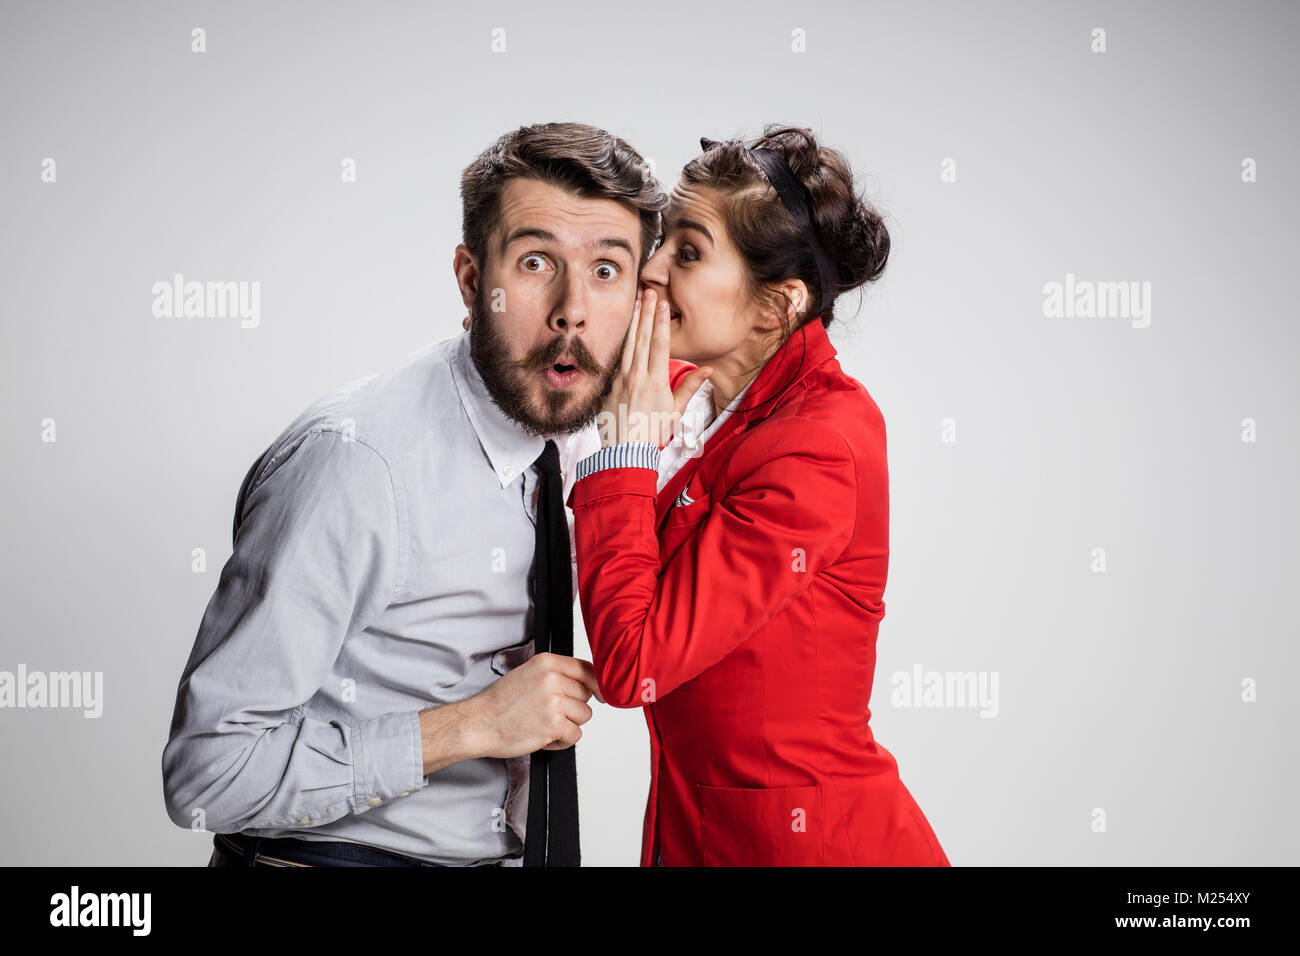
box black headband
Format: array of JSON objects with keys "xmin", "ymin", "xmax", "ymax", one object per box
[{"xmin": 700, "ymin": 135, "xmax": 836, "ymax": 321}]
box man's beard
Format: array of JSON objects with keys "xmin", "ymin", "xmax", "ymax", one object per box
[{"xmin": 468, "ymin": 288, "xmax": 621, "ymax": 439}]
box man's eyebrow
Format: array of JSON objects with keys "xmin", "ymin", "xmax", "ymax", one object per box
[
  {"xmin": 500, "ymin": 227, "xmax": 634, "ymax": 259},
  {"xmin": 669, "ymin": 218, "xmax": 714, "ymax": 247},
  {"xmin": 595, "ymin": 237, "xmax": 635, "ymax": 259},
  {"xmin": 500, "ymin": 227, "xmax": 555, "ymax": 255}
]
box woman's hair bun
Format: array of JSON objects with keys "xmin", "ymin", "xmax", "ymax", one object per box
[{"xmin": 756, "ymin": 125, "xmax": 890, "ymax": 319}]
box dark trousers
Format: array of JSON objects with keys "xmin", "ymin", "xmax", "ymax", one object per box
[{"xmin": 207, "ymin": 832, "xmax": 505, "ymax": 867}]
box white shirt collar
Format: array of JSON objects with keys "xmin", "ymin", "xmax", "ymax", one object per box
[
  {"xmin": 677, "ymin": 375, "xmax": 754, "ymax": 449},
  {"xmin": 656, "ymin": 375, "xmax": 754, "ymax": 493}
]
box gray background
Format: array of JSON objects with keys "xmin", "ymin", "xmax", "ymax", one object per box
[{"xmin": 1, "ymin": 0, "xmax": 1295, "ymax": 865}]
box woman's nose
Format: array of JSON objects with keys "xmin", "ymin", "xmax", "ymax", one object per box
[
  {"xmin": 640, "ymin": 244, "xmax": 670, "ymax": 288},
  {"xmin": 639, "ymin": 260, "xmax": 670, "ymax": 293}
]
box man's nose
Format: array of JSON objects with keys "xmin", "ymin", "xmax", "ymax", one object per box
[{"xmin": 550, "ymin": 269, "xmax": 588, "ymax": 333}]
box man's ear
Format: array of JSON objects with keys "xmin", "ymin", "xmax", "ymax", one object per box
[{"xmin": 452, "ymin": 243, "xmax": 481, "ymax": 311}]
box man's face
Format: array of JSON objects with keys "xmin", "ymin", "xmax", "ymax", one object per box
[{"xmin": 464, "ymin": 177, "xmax": 641, "ymax": 438}]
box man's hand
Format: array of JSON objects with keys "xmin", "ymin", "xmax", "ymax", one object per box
[{"xmin": 418, "ymin": 653, "xmax": 604, "ymax": 776}]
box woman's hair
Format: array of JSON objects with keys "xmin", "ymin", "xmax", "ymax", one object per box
[{"xmin": 680, "ymin": 125, "xmax": 890, "ymax": 335}]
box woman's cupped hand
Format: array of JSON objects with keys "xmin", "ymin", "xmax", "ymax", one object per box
[{"xmin": 598, "ymin": 287, "xmax": 714, "ymax": 448}]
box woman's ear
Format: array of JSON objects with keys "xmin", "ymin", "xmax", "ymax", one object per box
[{"xmin": 775, "ymin": 278, "xmax": 811, "ymax": 325}]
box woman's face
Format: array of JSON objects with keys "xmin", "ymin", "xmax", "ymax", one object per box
[{"xmin": 639, "ymin": 179, "xmax": 773, "ymax": 368}]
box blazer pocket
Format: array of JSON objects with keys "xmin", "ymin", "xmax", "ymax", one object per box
[
  {"xmin": 662, "ymin": 490, "xmax": 711, "ymax": 528},
  {"xmin": 697, "ymin": 783, "xmax": 825, "ymax": 866}
]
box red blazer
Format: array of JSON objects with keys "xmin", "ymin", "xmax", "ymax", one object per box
[{"xmin": 568, "ymin": 318, "xmax": 950, "ymax": 866}]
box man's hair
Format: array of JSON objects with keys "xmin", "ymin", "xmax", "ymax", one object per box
[{"xmin": 460, "ymin": 122, "xmax": 667, "ymax": 270}]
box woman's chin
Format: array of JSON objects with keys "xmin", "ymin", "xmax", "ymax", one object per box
[{"xmin": 668, "ymin": 320, "xmax": 687, "ymax": 356}]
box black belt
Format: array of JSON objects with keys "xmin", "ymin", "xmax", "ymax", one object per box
[{"xmin": 214, "ymin": 832, "xmax": 507, "ymax": 868}]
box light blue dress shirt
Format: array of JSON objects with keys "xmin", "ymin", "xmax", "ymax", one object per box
[{"xmin": 162, "ymin": 330, "xmax": 600, "ymax": 866}]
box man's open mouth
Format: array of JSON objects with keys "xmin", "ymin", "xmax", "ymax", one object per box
[{"xmin": 542, "ymin": 361, "xmax": 584, "ymax": 389}]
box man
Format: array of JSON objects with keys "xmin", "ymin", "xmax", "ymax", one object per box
[{"xmin": 161, "ymin": 122, "xmax": 666, "ymax": 866}]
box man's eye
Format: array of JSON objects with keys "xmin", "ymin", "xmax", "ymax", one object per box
[
  {"xmin": 594, "ymin": 262, "xmax": 621, "ymax": 280},
  {"xmin": 521, "ymin": 254, "xmax": 550, "ymax": 272}
]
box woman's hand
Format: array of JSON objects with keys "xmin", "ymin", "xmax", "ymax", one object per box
[{"xmin": 598, "ymin": 287, "xmax": 714, "ymax": 448}]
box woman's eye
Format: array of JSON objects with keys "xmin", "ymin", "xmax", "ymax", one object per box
[
  {"xmin": 594, "ymin": 262, "xmax": 620, "ymax": 280},
  {"xmin": 521, "ymin": 254, "xmax": 550, "ymax": 272},
  {"xmin": 678, "ymin": 245, "xmax": 698, "ymax": 263}
]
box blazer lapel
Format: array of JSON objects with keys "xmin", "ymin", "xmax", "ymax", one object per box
[{"xmin": 653, "ymin": 319, "xmax": 839, "ymax": 533}]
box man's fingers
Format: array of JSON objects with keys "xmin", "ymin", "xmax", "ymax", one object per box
[
  {"xmin": 537, "ymin": 653, "xmax": 606, "ymax": 703},
  {"xmin": 541, "ymin": 735, "xmax": 577, "ymax": 750},
  {"xmin": 553, "ymin": 673, "xmax": 599, "ymax": 704},
  {"xmin": 541, "ymin": 707, "xmax": 586, "ymax": 749},
  {"xmin": 560, "ymin": 695, "xmax": 594, "ymax": 726},
  {"xmin": 570, "ymin": 658, "xmax": 605, "ymax": 704}
]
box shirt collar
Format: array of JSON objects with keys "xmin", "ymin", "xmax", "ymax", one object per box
[
  {"xmin": 676, "ymin": 375, "xmax": 754, "ymax": 443},
  {"xmin": 657, "ymin": 378, "xmax": 747, "ymax": 467},
  {"xmin": 449, "ymin": 330, "xmax": 550, "ymax": 488}
]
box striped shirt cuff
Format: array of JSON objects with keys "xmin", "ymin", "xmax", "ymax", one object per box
[{"xmin": 576, "ymin": 441, "xmax": 661, "ymax": 481}]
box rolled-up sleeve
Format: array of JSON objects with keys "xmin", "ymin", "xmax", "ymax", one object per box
[
  {"xmin": 161, "ymin": 427, "xmax": 425, "ymax": 833},
  {"xmin": 574, "ymin": 441, "xmax": 662, "ymax": 481}
]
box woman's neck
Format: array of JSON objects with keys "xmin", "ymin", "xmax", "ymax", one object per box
[
  {"xmin": 706, "ymin": 366, "xmax": 761, "ymax": 418},
  {"xmin": 700, "ymin": 329, "xmax": 785, "ymax": 418}
]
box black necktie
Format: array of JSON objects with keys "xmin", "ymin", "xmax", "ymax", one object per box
[{"xmin": 523, "ymin": 439, "xmax": 581, "ymax": 866}]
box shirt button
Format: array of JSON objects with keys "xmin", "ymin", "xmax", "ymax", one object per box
[
  {"xmin": 503, "ymin": 465, "xmax": 514, "ymax": 477},
  {"xmin": 368, "ymin": 797, "xmax": 382, "ymax": 807},
  {"xmin": 298, "ymin": 817, "xmax": 310, "ymax": 824}
]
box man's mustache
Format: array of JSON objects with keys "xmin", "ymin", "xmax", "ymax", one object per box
[{"xmin": 514, "ymin": 335, "xmax": 606, "ymax": 375}]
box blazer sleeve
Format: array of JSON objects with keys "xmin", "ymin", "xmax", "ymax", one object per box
[
  {"xmin": 667, "ymin": 359, "xmax": 697, "ymax": 392},
  {"xmin": 570, "ymin": 415, "xmax": 859, "ymax": 708}
]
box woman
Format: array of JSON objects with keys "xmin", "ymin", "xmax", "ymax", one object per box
[{"xmin": 568, "ymin": 126, "xmax": 950, "ymax": 867}]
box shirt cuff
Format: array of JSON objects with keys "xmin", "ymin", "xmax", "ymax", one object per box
[
  {"xmin": 348, "ymin": 710, "xmax": 426, "ymax": 814},
  {"xmin": 576, "ymin": 441, "xmax": 661, "ymax": 481}
]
